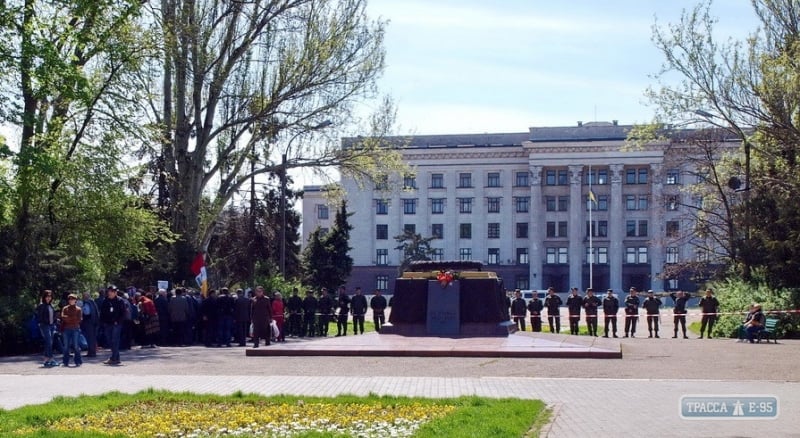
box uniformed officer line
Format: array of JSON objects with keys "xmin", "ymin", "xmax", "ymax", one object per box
[{"xmin": 512, "ymin": 309, "xmax": 800, "ymax": 318}]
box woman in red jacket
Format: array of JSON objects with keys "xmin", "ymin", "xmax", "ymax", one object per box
[{"xmin": 271, "ymin": 292, "xmax": 285, "ymax": 342}]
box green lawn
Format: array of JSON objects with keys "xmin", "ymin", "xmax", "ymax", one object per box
[{"xmin": 0, "ymin": 390, "xmax": 549, "ymax": 438}]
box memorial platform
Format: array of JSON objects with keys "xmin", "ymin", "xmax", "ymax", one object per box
[{"xmin": 245, "ymin": 332, "xmax": 622, "ymax": 359}]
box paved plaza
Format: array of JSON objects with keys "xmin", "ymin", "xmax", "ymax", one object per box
[{"xmin": 1, "ymin": 316, "xmax": 798, "ymax": 437}]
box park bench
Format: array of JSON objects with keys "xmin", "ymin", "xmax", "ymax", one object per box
[{"xmin": 757, "ymin": 318, "xmax": 780, "ymax": 344}]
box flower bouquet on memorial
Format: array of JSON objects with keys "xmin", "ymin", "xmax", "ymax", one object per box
[{"xmin": 436, "ymin": 269, "xmax": 459, "ymax": 288}]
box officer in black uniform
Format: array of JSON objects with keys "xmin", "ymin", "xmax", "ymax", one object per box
[
  {"xmin": 623, "ymin": 287, "xmax": 640, "ymax": 338},
  {"xmin": 602, "ymin": 289, "xmax": 619, "ymax": 338},
  {"xmin": 670, "ymin": 291, "xmax": 691, "ymax": 339},
  {"xmin": 350, "ymin": 287, "xmax": 368, "ymax": 335},
  {"xmin": 527, "ymin": 294, "xmax": 543, "ymax": 332},
  {"xmin": 301, "ymin": 290, "xmax": 317, "ymax": 337},
  {"xmin": 335, "ymin": 286, "xmax": 351, "ymax": 336},
  {"xmin": 698, "ymin": 288, "xmax": 720, "ymax": 339},
  {"xmin": 642, "ymin": 289, "xmax": 662, "ymax": 338},
  {"xmin": 286, "ymin": 288, "xmax": 303, "ymax": 338},
  {"xmin": 317, "ymin": 288, "xmax": 334, "ymax": 337},
  {"xmin": 544, "ymin": 287, "xmax": 562, "ymax": 333},
  {"xmin": 582, "ymin": 288, "xmax": 600, "ymax": 336},
  {"xmin": 566, "ymin": 287, "xmax": 583, "ymax": 335},
  {"xmin": 510, "ymin": 289, "xmax": 528, "ymax": 331},
  {"xmin": 370, "ymin": 289, "xmax": 388, "ymax": 332}
]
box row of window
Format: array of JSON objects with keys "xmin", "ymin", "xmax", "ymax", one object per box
[
  {"xmin": 379, "ymin": 168, "xmax": 687, "ymax": 192},
  {"xmin": 377, "ymin": 220, "xmax": 681, "ymax": 240},
  {"xmin": 373, "ymin": 246, "xmax": 655, "ymax": 266}
]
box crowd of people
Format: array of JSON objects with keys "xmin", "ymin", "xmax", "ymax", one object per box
[{"xmin": 32, "ymin": 284, "xmax": 390, "ymax": 367}]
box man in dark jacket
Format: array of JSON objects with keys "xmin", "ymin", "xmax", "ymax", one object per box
[
  {"xmin": 642, "ymin": 290, "xmax": 662, "ymax": 338},
  {"xmin": 602, "ymin": 289, "xmax": 619, "ymax": 338},
  {"xmin": 510, "ymin": 290, "xmax": 527, "ymax": 331},
  {"xmin": 216, "ymin": 288, "xmax": 235, "ymax": 347},
  {"xmin": 302, "ymin": 290, "xmax": 318, "ymax": 337},
  {"xmin": 698, "ymin": 288, "xmax": 720, "ymax": 339},
  {"xmin": 527, "ymin": 294, "xmax": 543, "ymax": 332},
  {"xmin": 335, "ymin": 286, "xmax": 351, "ymax": 336},
  {"xmin": 566, "ymin": 288, "xmax": 583, "ymax": 335},
  {"xmin": 250, "ymin": 286, "xmax": 271, "ymax": 348},
  {"xmin": 233, "ymin": 289, "xmax": 251, "ymax": 346},
  {"xmin": 200, "ymin": 289, "xmax": 219, "ymax": 347},
  {"xmin": 370, "ymin": 289, "xmax": 388, "ymax": 332},
  {"xmin": 79, "ymin": 291, "xmax": 100, "ymax": 357},
  {"xmin": 350, "ymin": 287, "xmax": 368, "ymax": 335},
  {"xmin": 670, "ymin": 291, "xmax": 691, "ymax": 339},
  {"xmin": 317, "ymin": 288, "xmax": 334, "ymax": 337},
  {"xmin": 286, "ymin": 288, "xmax": 303, "ymax": 337},
  {"xmin": 544, "ymin": 287, "xmax": 562, "ymax": 333},
  {"xmin": 99, "ymin": 286, "xmax": 126, "ymax": 365},
  {"xmin": 154, "ymin": 288, "xmax": 170, "ymax": 347},
  {"xmin": 623, "ymin": 287, "xmax": 640, "ymax": 338},
  {"xmin": 582, "ymin": 288, "xmax": 601, "ymax": 337}
]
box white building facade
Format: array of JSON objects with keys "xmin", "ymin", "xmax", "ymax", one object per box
[{"xmin": 302, "ymin": 122, "xmax": 728, "ymax": 294}]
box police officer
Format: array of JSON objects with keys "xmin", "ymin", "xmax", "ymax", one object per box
[
  {"xmin": 350, "ymin": 287, "xmax": 368, "ymax": 335},
  {"xmin": 698, "ymin": 288, "xmax": 720, "ymax": 339},
  {"xmin": 582, "ymin": 288, "xmax": 601, "ymax": 337},
  {"xmin": 527, "ymin": 294, "xmax": 543, "ymax": 332},
  {"xmin": 670, "ymin": 291, "xmax": 691, "ymax": 339},
  {"xmin": 544, "ymin": 287, "xmax": 562, "ymax": 334},
  {"xmin": 286, "ymin": 288, "xmax": 303, "ymax": 338},
  {"xmin": 623, "ymin": 287, "xmax": 640, "ymax": 338},
  {"xmin": 370, "ymin": 289, "xmax": 388, "ymax": 332},
  {"xmin": 335, "ymin": 286, "xmax": 351, "ymax": 336},
  {"xmin": 566, "ymin": 287, "xmax": 583, "ymax": 335},
  {"xmin": 642, "ymin": 289, "xmax": 662, "ymax": 338},
  {"xmin": 602, "ymin": 289, "xmax": 619, "ymax": 338},
  {"xmin": 317, "ymin": 288, "xmax": 334, "ymax": 337},
  {"xmin": 510, "ymin": 289, "xmax": 528, "ymax": 331},
  {"xmin": 301, "ymin": 290, "xmax": 317, "ymax": 337}
]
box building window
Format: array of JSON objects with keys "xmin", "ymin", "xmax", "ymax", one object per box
[
  {"xmin": 625, "ymin": 247, "xmax": 648, "ymax": 264},
  {"xmin": 403, "ymin": 174, "xmax": 417, "ymax": 189},
  {"xmin": 376, "ymin": 275, "xmax": 389, "ymax": 292},
  {"xmin": 431, "ymin": 198, "xmax": 444, "ymax": 214},
  {"xmin": 546, "ymin": 196, "xmax": 556, "ymax": 211},
  {"xmin": 626, "ymin": 195, "xmax": 637, "ymax": 210},
  {"xmin": 376, "ymin": 249, "xmax": 388, "ymax": 266},
  {"xmin": 546, "ymin": 222, "xmax": 555, "ymax": 237},
  {"xmin": 546, "ymin": 248, "xmax": 555, "ymax": 264},
  {"xmin": 458, "ymin": 173, "xmax": 472, "ymax": 188},
  {"xmin": 515, "ymin": 197, "xmax": 530, "ymax": 213},
  {"xmin": 545, "ymin": 170, "xmax": 556, "ymax": 185},
  {"xmin": 515, "ymin": 171, "xmax": 529, "ymax": 187},
  {"xmin": 626, "ymin": 220, "xmax": 648, "ymax": 237},
  {"xmin": 459, "ymin": 248, "xmax": 472, "ymax": 261},
  {"xmin": 488, "ymin": 248, "xmax": 500, "ymax": 265},
  {"xmin": 638, "ymin": 196, "xmax": 648, "ymax": 210},
  {"xmin": 458, "ymin": 197, "xmax": 472, "ymax": 214},
  {"xmin": 403, "ymin": 224, "xmax": 416, "ymax": 235},
  {"xmin": 586, "ymin": 220, "xmax": 608, "ymax": 238},
  {"xmin": 638, "ymin": 221, "xmax": 648, "ymax": 237},
  {"xmin": 374, "ymin": 175, "xmax": 388, "ymax": 190},
  {"xmin": 431, "ymin": 224, "xmax": 443, "ymax": 239},
  {"xmin": 597, "ymin": 195, "xmax": 608, "ymax": 211},
  {"xmin": 696, "ymin": 249, "xmax": 709, "ymax": 262},
  {"xmin": 638, "ymin": 168, "xmax": 648, "ymax": 184},
  {"xmin": 666, "ymin": 169, "xmax": 680, "ymax": 185},
  {"xmin": 515, "ymin": 275, "xmax": 530, "ymax": 290},
  {"xmin": 558, "ymin": 247, "xmax": 568, "ymax": 264},
  {"xmin": 666, "ymin": 220, "xmax": 680, "ymax": 238},
  {"xmin": 517, "ymin": 248, "xmax": 529, "ymax": 264},
  {"xmin": 547, "ymin": 221, "xmax": 568, "ymax": 237},
  {"xmin": 431, "ymin": 173, "xmax": 444, "ymax": 189},
  {"xmin": 586, "ymin": 247, "xmax": 608, "ymax": 264},
  {"xmin": 546, "ymin": 247, "xmax": 568, "ymax": 264},
  {"xmin": 585, "ymin": 168, "xmax": 609, "ymax": 185},
  {"xmin": 626, "ymin": 169, "xmax": 636, "ymax": 184},
  {"xmin": 375, "ymin": 199, "xmax": 388, "ymax": 215},
  {"xmin": 317, "ymin": 205, "xmax": 329, "ymax": 219},
  {"xmin": 487, "ymin": 172, "xmax": 501, "ymax": 187},
  {"xmin": 558, "ymin": 169, "xmax": 569, "ymax": 185},
  {"xmin": 666, "ymin": 247, "xmax": 679, "ymax": 264},
  {"xmin": 431, "ymin": 248, "xmax": 444, "ymax": 261},
  {"xmin": 487, "ymin": 197, "xmax": 501, "ymax": 213},
  {"xmin": 516, "ymin": 222, "xmax": 528, "ymax": 238},
  {"xmin": 459, "ymin": 223, "xmax": 472, "ymax": 239},
  {"xmin": 487, "ymin": 222, "xmax": 500, "ymax": 239},
  {"xmin": 558, "ymin": 196, "xmax": 569, "ymax": 211},
  {"xmin": 403, "ymin": 199, "xmax": 417, "ymax": 215},
  {"xmin": 666, "ymin": 195, "xmax": 679, "ymax": 211},
  {"xmin": 668, "ymin": 278, "xmax": 679, "ymax": 290},
  {"xmin": 376, "ymin": 224, "xmax": 388, "ymax": 240}
]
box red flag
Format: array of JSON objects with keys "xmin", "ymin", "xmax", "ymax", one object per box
[{"xmin": 190, "ymin": 252, "xmax": 204, "ymax": 276}]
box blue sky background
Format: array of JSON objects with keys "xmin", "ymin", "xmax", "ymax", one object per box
[{"xmin": 365, "ymin": 0, "xmax": 759, "ymax": 134}]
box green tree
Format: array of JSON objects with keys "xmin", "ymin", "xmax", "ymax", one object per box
[
  {"xmin": 301, "ymin": 227, "xmax": 331, "ymax": 292},
  {"xmin": 301, "ymin": 200, "xmax": 352, "ymax": 291},
  {"xmin": 394, "ymin": 230, "xmax": 436, "ymax": 275}
]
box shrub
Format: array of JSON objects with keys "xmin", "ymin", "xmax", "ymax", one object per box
[{"xmin": 710, "ymin": 278, "xmax": 798, "ymax": 338}]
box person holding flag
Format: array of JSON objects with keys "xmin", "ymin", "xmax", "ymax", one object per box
[{"xmin": 191, "ymin": 252, "xmax": 209, "ymax": 297}]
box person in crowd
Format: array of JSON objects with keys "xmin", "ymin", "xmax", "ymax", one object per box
[
  {"xmin": 201, "ymin": 289, "xmax": 219, "ymax": 347},
  {"xmin": 744, "ymin": 303, "xmax": 766, "ymax": 343},
  {"xmin": 168, "ymin": 288, "xmax": 191, "ymax": 346},
  {"xmin": 120, "ymin": 291, "xmax": 135, "ymax": 350},
  {"xmin": 504, "ymin": 292, "xmax": 512, "ymax": 321},
  {"xmin": 233, "ymin": 288, "xmax": 251, "ymax": 346},
  {"xmin": 317, "ymin": 288, "xmax": 334, "ymax": 337},
  {"xmin": 286, "ymin": 288, "xmax": 303, "ymax": 337},
  {"xmin": 250, "ymin": 286, "xmax": 272, "ymax": 348},
  {"xmin": 623, "ymin": 287, "xmax": 640, "ymax": 338},
  {"xmin": 335, "ymin": 286, "xmax": 351, "ymax": 336},
  {"xmin": 60, "ymin": 293, "xmax": 83, "ymax": 367},
  {"xmin": 527, "ymin": 293, "xmax": 543, "ymax": 332},
  {"xmin": 544, "ymin": 287, "xmax": 562, "ymax": 334},
  {"xmin": 602, "ymin": 289, "xmax": 619, "ymax": 338},
  {"xmin": 186, "ymin": 291, "xmax": 200, "ymax": 344},
  {"xmin": 271, "ymin": 291, "xmax": 285, "ymax": 342},
  {"xmin": 370, "ymin": 289, "xmax": 388, "ymax": 332},
  {"xmin": 216, "ymin": 288, "xmax": 235, "ymax": 347},
  {"xmin": 99, "ymin": 286, "xmax": 126, "ymax": 365},
  {"xmin": 670, "ymin": 290, "xmax": 691, "ymax": 339},
  {"xmin": 642, "ymin": 290, "xmax": 662, "ymax": 338},
  {"xmin": 582, "ymin": 288, "xmax": 600, "ymax": 337},
  {"xmin": 510, "ymin": 289, "xmax": 527, "ymax": 331},
  {"xmin": 698, "ymin": 288, "xmax": 720, "ymax": 339},
  {"xmin": 79, "ymin": 290, "xmax": 100, "ymax": 357},
  {"xmin": 566, "ymin": 287, "xmax": 582, "ymax": 335},
  {"xmin": 351, "ymin": 287, "xmax": 368, "ymax": 335},
  {"xmin": 302, "ymin": 289, "xmax": 318, "ymax": 337},
  {"xmin": 35, "ymin": 290, "xmax": 58, "ymax": 367},
  {"xmin": 154, "ymin": 288, "xmax": 171, "ymax": 346},
  {"xmin": 137, "ymin": 291, "xmax": 159, "ymax": 348}
]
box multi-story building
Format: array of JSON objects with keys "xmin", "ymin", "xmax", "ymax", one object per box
[{"xmin": 302, "ymin": 121, "xmax": 734, "ymax": 294}]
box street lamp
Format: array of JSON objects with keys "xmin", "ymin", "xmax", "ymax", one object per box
[{"xmin": 279, "ymin": 120, "xmax": 333, "ymax": 278}]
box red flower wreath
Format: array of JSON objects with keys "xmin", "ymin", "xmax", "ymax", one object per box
[{"xmin": 436, "ymin": 269, "xmax": 455, "ymax": 288}]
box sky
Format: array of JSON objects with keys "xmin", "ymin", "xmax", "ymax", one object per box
[{"xmin": 362, "ymin": 0, "xmax": 759, "ymax": 135}]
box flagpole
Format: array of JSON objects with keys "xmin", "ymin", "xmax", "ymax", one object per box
[{"xmin": 589, "ymin": 165, "xmax": 593, "ymax": 290}]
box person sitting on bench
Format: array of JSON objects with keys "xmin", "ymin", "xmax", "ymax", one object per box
[{"xmin": 744, "ymin": 303, "xmax": 766, "ymax": 344}]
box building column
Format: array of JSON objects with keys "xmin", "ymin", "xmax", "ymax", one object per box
[
  {"xmin": 649, "ymin": 163, "xmax": 664, "ymax": 291},
  {"xmin": 568, "ymin": 165, "xmax": 584, "ymax": 290},
  {"xmin": 529, "ymin": 165, "xmax": 543, "ymax": 289},
  {"xmin": 608, "ymin": 164, "xmax": 624, "ymax": 292}
]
